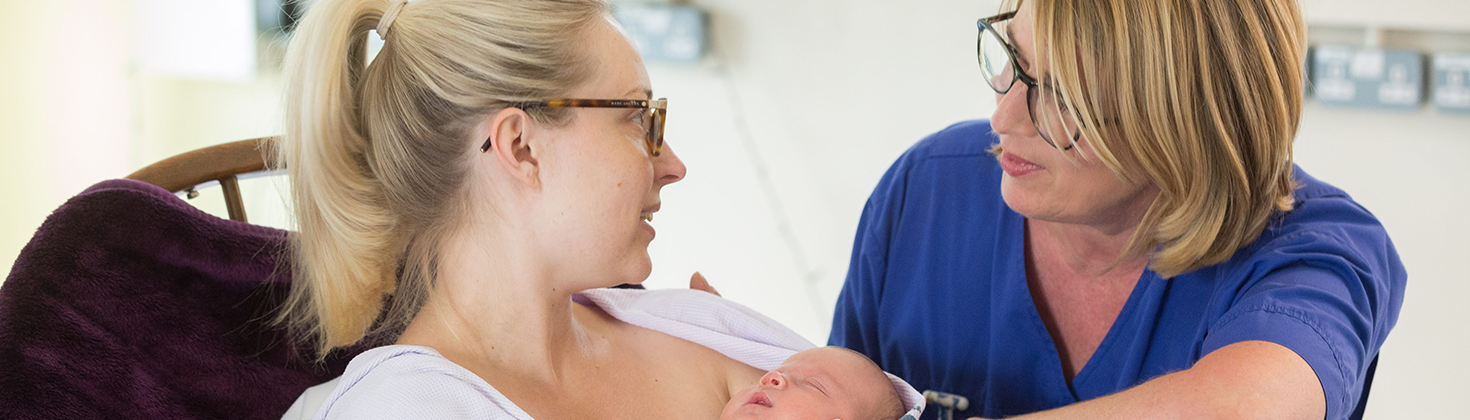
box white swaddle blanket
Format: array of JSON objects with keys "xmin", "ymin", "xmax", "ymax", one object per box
[{"xmin": 282, "ymin": 288, "xmax": 924, "ymax": 420}]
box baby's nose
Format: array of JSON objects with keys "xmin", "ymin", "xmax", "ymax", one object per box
[{"xmin": 760, "ymin": 371, "xmax": 787, "ymax": 389}]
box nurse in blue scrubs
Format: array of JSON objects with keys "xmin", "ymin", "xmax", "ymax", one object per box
[{"xmin": 828, "ymin": 1, "xmax": 1405, "ymax": 420}]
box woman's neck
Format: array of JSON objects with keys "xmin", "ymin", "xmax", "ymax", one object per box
[
  {"xmin": 396, "ymin": 225, "xmax": 612, "ymax": 387},
  {"xmin": 1028, "ymin": 218, "xmax": 1148, "ymax": 277},
  {"xmin": 1026, "ymin": 186, "xmax": 1159, "ymax": 278}
]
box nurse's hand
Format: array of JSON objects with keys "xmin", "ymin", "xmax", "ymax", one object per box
[{"xmin": 689, "ymin": 271, "xmax": 720, "ymax": 296}]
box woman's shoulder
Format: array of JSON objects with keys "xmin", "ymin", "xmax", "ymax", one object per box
[
  {"xmin": 314, "ymin": 345, "xmax": 530, "ymax": 420},
  {"xmin": 1258, "ymin": 167, "xmax": 1396, "ymax": 264},
  {"xmin": 1277, "ymin": 167, "xmax": 1386, "ymax": 234},
  {"xmin": 1202, "ymin": 165, "xmax": 1402, "ymax": 285}
]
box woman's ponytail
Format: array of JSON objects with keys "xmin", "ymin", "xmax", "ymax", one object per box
[{"xmin": 277, "ymin": 0, "xmax": 404, "ymax": 357}]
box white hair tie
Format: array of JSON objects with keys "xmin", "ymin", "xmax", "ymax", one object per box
[{"xmin": 377, "ymin": 0, "xmax": 409, "ymax": 40}]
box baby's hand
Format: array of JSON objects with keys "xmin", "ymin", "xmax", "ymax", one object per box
[{"xmin": 689, "ymin": 271, "xmax": 720, "ymax": 296}]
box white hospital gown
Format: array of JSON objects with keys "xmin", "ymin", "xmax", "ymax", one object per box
[
  {"xmin": 280, "ymin": 288, "xmax": 923, "ymax": 420},
  {"xmin": 304, "ymin": 345, "xmax": 531, "ymax": 419}
]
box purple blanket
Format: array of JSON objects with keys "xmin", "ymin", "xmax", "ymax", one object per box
[{"xmin": 0, "ymin": 179, "xmax": 366, "ymax": 419}]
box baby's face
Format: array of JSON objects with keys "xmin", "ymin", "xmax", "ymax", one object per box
[{"xmin": 721, "ymin": 347, "xmax": 892, "ymax": 420}]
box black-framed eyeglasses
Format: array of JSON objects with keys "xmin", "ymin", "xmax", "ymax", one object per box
[
  {"xmin": 480, "ymin": 98, "xmax": 667, "ymax": 157},
  {"xmin": 977, "ymin": 12, "xmax": 1080, "ymax": 151}
]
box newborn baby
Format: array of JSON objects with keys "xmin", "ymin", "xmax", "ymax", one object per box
[{"xmin": 722, "ymin": 346, "xmax": 905, "ymax": 420}]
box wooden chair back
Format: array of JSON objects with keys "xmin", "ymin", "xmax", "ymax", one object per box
[{"xmin": 126, "ymin": 137, "xmax": 278, "ymax": 223}]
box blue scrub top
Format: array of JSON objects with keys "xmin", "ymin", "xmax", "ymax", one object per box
[{"xmin": 829, "ymin": 120, "xmax": 1406, "ymax": 420}]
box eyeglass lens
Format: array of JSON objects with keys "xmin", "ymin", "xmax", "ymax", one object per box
[
  {"xmin": 646, "ymin": 106, "xmax": 665, "ymax": 157},
  {"xmin": 977, "ymin": 21, "xmax": 1080, "ymax": 149}
]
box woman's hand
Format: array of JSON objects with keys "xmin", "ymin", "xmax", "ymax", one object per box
[{"xmin": 689, "ymin": 271, "xmax": 720, "ymax": 296}]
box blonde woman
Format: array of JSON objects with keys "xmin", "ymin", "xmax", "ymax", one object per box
[
  {"xmin": 270, "ymin": 0, "xmax": 786, "ymax": 418},
  {"xmin": 829, "ymin": 1, "xmax": 1404, "ymax": 420}
]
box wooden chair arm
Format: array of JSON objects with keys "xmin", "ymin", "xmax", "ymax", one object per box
[{"xmin": 127, "ymin": 137, "xmax": 279, "ymax": 222}]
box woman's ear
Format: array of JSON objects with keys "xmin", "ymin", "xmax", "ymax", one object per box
[{"xmin": 482, "ymin": 107, "xmax": 542, "ymax": 189}]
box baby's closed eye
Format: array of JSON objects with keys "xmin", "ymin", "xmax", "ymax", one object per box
[{"xmin": 805, "ymin": 379, "xmax": 830, "ymax": 395}]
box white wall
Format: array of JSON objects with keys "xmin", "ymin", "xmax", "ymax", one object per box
[{"xmin": 0, "ymin": 0, "xmax": 134, "ymax": 283}]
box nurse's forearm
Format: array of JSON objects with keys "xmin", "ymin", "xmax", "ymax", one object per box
[{"xmin": 971, "ymin": 341, "xmax": 1325, "ymax": 420}]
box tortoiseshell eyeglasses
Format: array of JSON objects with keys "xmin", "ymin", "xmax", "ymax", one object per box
[{"xmin": 480, "ymin": 98, "xmax": 668, "ymax": 157}]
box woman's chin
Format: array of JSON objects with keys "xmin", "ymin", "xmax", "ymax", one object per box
[
  {"xmin": 616, "ymin": 252, "xmax": 654, "ymax": 286},
  {"xmin": 561, "ymin": 252, "xmax": 652, "ymax": 291},
  {"xmin": 1000, "ymin": 180, "xmax": 1071, "ymax": 223},
  {"xmin": 1000, "ymin": 177, "xmax": 1042, "ymax": 217}
]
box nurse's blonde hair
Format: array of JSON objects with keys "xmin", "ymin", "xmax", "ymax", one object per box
[
  {"xmin": 274, "ymin": 0, "xmax": 607, "ymax": 358},
  {"xmin": 1008, "ymin": 0, "xmax": 1306, "ymax": 277}
]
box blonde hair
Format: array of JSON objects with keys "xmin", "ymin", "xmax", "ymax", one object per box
[
  {"xmin": 274, "ymin": 0, "xmax": 608, "ymax": 358},
  {"xmin": 1011, "ymin": 0, "xmax": 1306, "ymax": 277}
]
